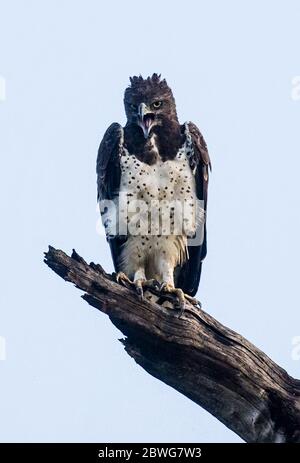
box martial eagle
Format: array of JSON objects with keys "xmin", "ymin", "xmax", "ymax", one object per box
[{"xmin": 97, "ymin": 74, "xmax": 210, "ymax": 311}]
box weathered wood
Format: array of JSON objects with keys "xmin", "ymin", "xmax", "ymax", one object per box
[{"xmin": 44, "ymin": 246, "xmax": 300, "ymax": 443}]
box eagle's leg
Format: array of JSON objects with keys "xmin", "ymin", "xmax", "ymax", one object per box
[
  {"xmin": 133, "ymin": 269, "xmax": 160, "ymax": 300},
  {"xmin": 159, "ymin": 261, "xmax": 199, "ymax": 315}
]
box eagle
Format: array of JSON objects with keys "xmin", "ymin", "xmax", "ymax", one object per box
[{"xmin": 97, "ymin": 74, "xmax": 210, "ymax": 311}]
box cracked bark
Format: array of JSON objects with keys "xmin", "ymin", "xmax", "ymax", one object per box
[{"xmin": 44, "ymin": 246, "xmax": 300, "ymax": 443}]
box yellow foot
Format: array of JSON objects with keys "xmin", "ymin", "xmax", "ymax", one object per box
[{"xmin": 160, "ymin": 283, "xmax": 200, "ymax": 316}]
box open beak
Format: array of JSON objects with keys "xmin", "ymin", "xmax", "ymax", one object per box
[{"xmin": 137, "ymin": 102, "xmax": 155, "ymax": 139}]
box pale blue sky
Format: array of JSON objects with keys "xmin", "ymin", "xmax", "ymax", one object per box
[{"xmin": 0, "ymin": 0, "xmax": 300, "ymax": 443}]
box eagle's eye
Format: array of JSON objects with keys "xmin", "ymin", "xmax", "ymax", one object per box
[
  {"xmin": 130, "ymin": 103, "xmax": 137, "ymax": 111},
  {"xmin": 151, "ymin": 101, "xmax": 163, "ymax": 110}
]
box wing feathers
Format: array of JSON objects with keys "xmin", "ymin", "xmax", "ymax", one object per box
[
  {"xmin": 97, "ymin": 122, "xmax": 123, "ymax": 201},
  {"xmin": 175, "ymin": 122, "xmax": 211, "ymax": 296},
  {"xmin": 187, "ymin": 121, "xmax": 211, "ymax": 171},
  {"xmin": 97, "ymin": 123, "xmax": 125, "ymax": 272}
]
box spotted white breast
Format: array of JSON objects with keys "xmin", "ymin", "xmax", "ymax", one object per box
[{"xmin": 115, "ymin": 123, "xmax": 198, "ymax": 282}]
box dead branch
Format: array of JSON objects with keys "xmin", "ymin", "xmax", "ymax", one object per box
[{"xmin": 44, "ymin": 246, "xmax": 300, "ymax": 443}]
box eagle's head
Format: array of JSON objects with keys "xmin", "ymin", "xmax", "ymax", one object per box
[{"xmin": 124, "ymin": 73, "xmax": 178, "ymax": 139}]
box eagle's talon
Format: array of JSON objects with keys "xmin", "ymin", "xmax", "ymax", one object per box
[
  {"xmin": 160, "ymin": 282, "xmax": 166, "ymax": 291},
  {"xmin": 151, "ymin": 279, "xmax": 161, "ymax": 291},
  {"xmin": 134, "ymin": 278, "xmax": 161, "ymax": 300},
  {"xmin": 183, "ymin": 294, "xmax": 198, "ymax": 306},
  {"xmin": 196, "ymin": 300, "xmax": 202, "ymax": 309},
  {"xmin": 136, "ymin": 287, "xmax": 144, "ymax": 301},
  {"xmin": 160, "ymin": 282, "xmax": 195, "ymax": 315},
  {"xmin": 174, "ymin": 297, "xmax": 182, "ymax": 308},
  {"xmin": 178, "ymin": 303, "xmax": 187, "ymax": 318},
  {"xmin": 116, "ymin": 271, "xmax": 133, "ymax": 286}
]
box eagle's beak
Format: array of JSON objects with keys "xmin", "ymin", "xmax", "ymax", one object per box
[{"xmin": 138, "ymin": 102, "xmax": 155, "ymax": 139}]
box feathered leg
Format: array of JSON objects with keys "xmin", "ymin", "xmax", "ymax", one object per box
[{"xmin": 159, "ymin": 259, "xmax": 199, "ymax": 316}]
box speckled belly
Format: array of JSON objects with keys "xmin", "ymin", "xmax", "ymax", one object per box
[{"xmin": 117, "ymin": 146, "xmax": 197, "ymax": 277}]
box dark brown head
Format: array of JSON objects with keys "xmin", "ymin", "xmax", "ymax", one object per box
[{"xmin": 124, "ymin": 74, "xmax": 179, "ymax": 139}]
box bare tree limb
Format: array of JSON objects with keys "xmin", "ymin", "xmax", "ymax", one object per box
[{"xmin": 44, "ymin": 246, "xmax": 300, "ymax": 443}]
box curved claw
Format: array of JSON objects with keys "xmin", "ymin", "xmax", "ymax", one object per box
[
  {"xmin": 116, "ymin": 272, "xmax": 133, "ymax": 286},
  {"xmin": 135, "ymin": 284, "xmax": 144, "ymax": 301},
  {"xmin": 134, "ymin": 278, "xmax": 161, "ymax": 301},
  {"xmin": 151, "ymin": 279, "xmax": 161, "ymax": 291},
  {"xmin": 160, "ymin": 282, "xmax": 200, "ymax": 316},
  {"xmin": 178, "ymin": 304, "xmax": 187, "ymax": 318}
]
